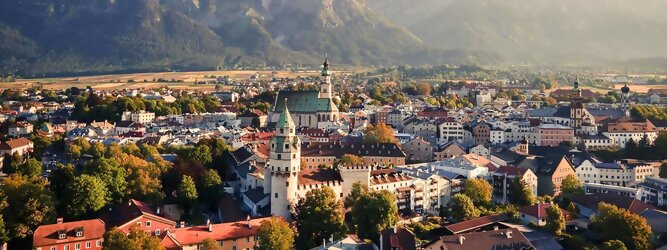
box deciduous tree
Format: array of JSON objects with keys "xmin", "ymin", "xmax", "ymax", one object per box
[
  {"xmin": 177, "ymin": 175, "xmax": 198, "ymax": 215},
  {"xmin": 451, "ymin": 194, "xmax": 480, "ymax": 221},
  {"xmin": 463, "ymin": 178, "xmax": 492, "ymax": 205},
  {"xmin": 103, "ymin": 226, "xmax": 165, "ymax": 250},
  {"xmin": 363, "ymin": 123, "xmax": 397, "ymax": 144},
  {"xmin": 257, "ymin": 217, "xmax": 295, "ymax": 250},
  {"xmin": 0, "ymin": 175, "xmax": 56, "ymax": 239},
  {"xmin": 66, "ymin": 174, "xmax": 109, "ymax": 219},
  {"xmin": 351, "ymin": 190, "xmax": 398, "ymax": 240},
  {"xmin": 561, "ymin": 174, "xmax": 583, "ymax": 197},
  {"xmin": 200, "ymin": 238, "xmax": 221, "ymax": 250},
  {"xmin": 545, "ymin": 205, "xmax": 565, "ymax": 235},
  {"xmin": 294, "ymin": 187, "xmax": 346, "ymax": 250},
  {"xmin": 590, "ymin": 203, "xmax": 652, "ymax": 250},
  {"xmin": 508, "ymin": 177, "xmax": 534, "ymax": 206}
]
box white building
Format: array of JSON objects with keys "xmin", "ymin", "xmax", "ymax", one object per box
[
  {"xmin": 576, "ymin": 160, "xmax": 658, "ymax": 188},
  {"xmin": 122, "ymin": 111, "xmax": 156, "ymax": 124}
]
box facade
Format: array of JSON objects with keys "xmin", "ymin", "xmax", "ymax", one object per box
[
  {"xmin": 402, "ymin": 137, "xmax": 434, "ymax": 163},
  {"xmin": 537, "ymin": 123, "xmax": 574, "ymax": 147},
  {"xmin": 269, "ymin": 60, "xmax": 339, "ymax": 129},
  {"xmin": 122, "ymin": 111, "xmax": 155, "ymax": 124},
  {"xmin": 33, "ymin": 219, "xmax": 105, "ymax": 250},
  {"xmin": 387, "ymin": 109, "xmax": 406, "ymax": 129},
  {"xmin": 8, "ymin": 122, "xmax": 33, "ymax": 137},
  {"xmin": 434, "ymin": 141, "xmax": 467, "ymax": 161},
  {"xmin": 603, "ymin": 120, "xmax": 658, "ymax": 148},
  {"xmin": 437, "ymin": 118, "xmax": 464, "ymax": 144},
  {"xmin": 584, "ymin": 183, "xmax": 639, "ymax": 198},
  {"xmin": 300, "ymin": 142, "xmax": 406, "ymax": 169},
  {"xmin": 0, "ymin": 137, "xmax": 33, "ymax": 156},
  {"xmin": 576, "ymin": 160, "xmax": 657, "ymax": 188},
  {"xmin": 519, "ymin": 203, "xmax": 571, "ymax": 226},
  {"xmin": 404, "ymin": 118, "xmax": 438, "ymax": 144},
  {"xmin": 101, "ymin": 199, "xmax": 176, "ymax": 236},
  {"xmin": 492, "ymin": 166, "xmax": 538, "ymax": 204},
  {"xmin": 472, "ymin": 122, "xmax": 491, "ymax": 145},
  {"xmin": 518, "ymin": 155, "xmax": 576, "ymax": 196},
  {"xmin": 639, "ymin": 177, "xmax": 667, "ymax": 207}
]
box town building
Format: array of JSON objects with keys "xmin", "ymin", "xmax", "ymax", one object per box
[
  {"xmin": 8, "ymin": 121, "xmax": 33, "ymax": 137},
  {"xmin": 492, "ymin": 166, "xmax": 538, "ymax": 204},
  {"xmin": 121, "ymin": 111, "xmax": 155, "ymax": 124},
  {"xmin": 519, "ymin": 203, "xmax": 571, "ymax": 226},
  {"xmin": 33, "ymin": 218, "xmax": 105, "ymax": 250},
  {"xmin": 576, "ymin": 160, "xmax": 658, "ymax": 188},
  {"xmin": 160, "ymin": 217, "xmax": 269, "ymax": 250},
  {"xmin": 536, "ymin": 123, "xmax": 574, "ymax": 147},
  {"xmin": 638, "ymin": 177, "xmax": 667, "ymax": 207},
  {"xmin": 603, "ymin": 120, "xmax": 658, "ymax": 148}
]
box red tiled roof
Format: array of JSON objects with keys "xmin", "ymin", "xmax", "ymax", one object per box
[
  {"xmin": 167, "ymin": 217, "xmax": 271, "ymax": 245},
  {"xmin": 444, "ymin": 214, "xmax": 510, "ymax": 234},
  {"xmin": 428, "ymin": 228, "xmax": 535, "ymax": 250},
  {"xmin": 298, "ymin": 168, "xmax": 343, "ymax": 186},
  {"xmin": 101, "ymin": 199, "xmax": 175, "ymax": 229},
  {"xmin": 240, "ymin": 132, "xmax": 275, "ymax": 142},
  {"xmin": 0, "ymin": 137, "xmax": 32, "ymax": 150},
  {"xmin": 381, "ymin": 227, "xmax": 416, "ymax": 250},
  {"xmin": 519, "ymin": 203, "xmax": 570, "ymax": 219},
  {"xmin": 33, "ymin": 219, "xmax": 105, "ymax": 247}
]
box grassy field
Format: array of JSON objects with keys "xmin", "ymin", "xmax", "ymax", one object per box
[{"xmin": 1, "ymin": 70, "xmax": 327, "ymax": 91}]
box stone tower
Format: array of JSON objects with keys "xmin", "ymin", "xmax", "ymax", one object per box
[
  {"xmin": 339, "ymin": 165, "xmax": 372, "ymax": 198},
  {"xmin": 267, "ymin": 100, "xmax": 301, "ymax": 220},
  {"xmin": 319, "ymin": 57, "xmax": 333, "ymax": 99}
]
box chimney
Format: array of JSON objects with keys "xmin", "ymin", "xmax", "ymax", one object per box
[
  {"xmin": 180, "ymin": 221, "xmax": 185, "ymax": 228},
  {"xmin": 207, "ymin": 219, "xmax": 212, "ymax": 232},
  {"xmin": 247, "ymin": 215, "xmax": 252, "ymax": 229},
  {"xmin": 57, "ymin": 218, "xmax": 64, "ymax": 224},
  {"xmin": 493, "ymin": 226, "xmax": 499, "ymax": 231},
  {"xmin": 393, "ymin": 227, "xmax": 397, "ymax": 234},
  {"xmin": 156, "ymin": 206, "xmax": 161, "ymax": 214},
  {"xmin": 506, "ymin": 230, "xmax": 513, "ymax": 238},
  {"xmin": 458, "ymin": 235, "xmax": 465, "ymax": 245}
]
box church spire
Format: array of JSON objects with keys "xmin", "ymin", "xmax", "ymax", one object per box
[
  {"xmin": 277, "ymin": 98, "xmax": 295, "ymax": 129},
  {"xmin": 321, "ymin": 55, "xmax": 331, "ymax": 77}
]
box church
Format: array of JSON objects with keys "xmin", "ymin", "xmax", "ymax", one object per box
[{"xmin": 268, "ymin": 58, "xmax": 340, "ymax": 129}]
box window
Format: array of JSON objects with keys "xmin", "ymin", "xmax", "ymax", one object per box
[
  {"xmin": 86, "ymin": 242, "xmax": 91, "ymax": 249},
  {"xmin": 155, "ymin": 229, "xmax": 161, "ymax": 236},
  {"xmin": 246, "ymin": 236, "xmax": 250, "ymax": 242},
  {"xmin": 136, "ymin": 222, "xmax": 142, "ymax": 227},
  {"xmin": 97, "ymin": 240, "xmax": 102, "ymax": 247},
  {"xmin": 50, "ymin": 248, "xmax": 56, "ymax": 250},
  {"xmin": 275, "ymin": 193, "xmax": 278, "ymax": 198},
  {"xmin": 65, "ymin": 246, "xmax": 70, "ymax": 250},
  {"xmin": 75, "ymin": 243, "xmax": 81, "ymax": 250},
  {"xmin": 146, "ymin": 221, "xmax": 152, "ymax": 227}
]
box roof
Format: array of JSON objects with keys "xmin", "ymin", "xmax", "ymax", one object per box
[
  {"xmin": 101, "ymin": 199, "xmax": 176, "ymax": 229},
  {"xmin": 427, "ymin": 228, "xmax": 535, "ymax": 250},
  {"xmin": 380, "ymin": 227, "xmax": 416, "ymax": 250},
  {"xmin": 607, "ymin": 120, "xmax": 657, "ymax": 133},
  {"xmin": 298, "ymin": 168, "xmax": 343, "ymax": 186},
  {"xmin": 519, "ymin": 203, "xmax": 570, "ymax": 219},
  {"xmin": 276, "ymin": 102, "xmax": 295, "ymax": 129},
  {"xmin": 33, "ymin": 219, "xmax": 105, "ymax": 247},
  {"xmin": 640, "ymin": 209, "xmax": 667, "ymax": 233},
  {"xmin": 167, "ymin": 217, "xmax": 271, "ymax": 245},
  {"xmin": 370, "ymin": 169, "xmax": 412, "ymax": 185},
  {"xmin": 444, "ymin": 214, "xmax": 510, "ymax": 235},
  {"xmin": 552, "ymin": 106, "xmax": 571, "ymax": 118},
  {"xmin": 571, "ymin": 193, "xmax": 655, "ymax": 214},
  {"xmin": 301, "ymin": 142, "xmax": 406, "ymax": 158},
  {"xmin": 274, "ymin": 91, "xmax": 334, "ymax": 113},
  {"xmin": 495, "ymin": 166, "xmax": 529, "ymax": 177},
  {"xmin": 0, "ymin": 137, "xmax": 33, "ymax": 150}
]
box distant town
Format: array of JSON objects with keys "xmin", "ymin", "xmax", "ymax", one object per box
[{"xmin": 0, "ymin": 59, "xmax": 666, "ymax": 250}]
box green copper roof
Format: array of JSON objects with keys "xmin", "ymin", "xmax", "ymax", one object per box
[
  {"xmin": 273, "ymin": 91, "xmax": 335, "ymax": 113},
  {"xmin": 276, "ymin": 100, "xmax": 295, "ymax": 129}
]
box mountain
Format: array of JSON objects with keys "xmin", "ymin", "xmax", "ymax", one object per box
[
  {"xmin": 0, "ymin": 0, "xmax": 498, "ymax": 76},
  {"xmin": 366, "ymin": 0, "xmax": 667, "ymax": 66}
]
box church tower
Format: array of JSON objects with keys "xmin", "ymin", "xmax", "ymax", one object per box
[
  {"xmin": 267, "ymin": 100, "xmax": 301, "ymax": 220},
  {"xmin": 319, "ymin": 57, "xmax": 333, "ymax": 99},
  {"xmin": 570, "ymin": 79, "xmax": 585, "ymax": 132},
  {"xmin": 621, "ymin": 83, "xmax": 631, "ymax": 116}
]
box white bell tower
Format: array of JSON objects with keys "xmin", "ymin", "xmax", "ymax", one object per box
[
  {"xmin": 319, "ymin": 57, "xmax": 332, "ymax": 99},
  {"xmin": 268, "ymin": 99, "xmax": 301, "ymax": 220}
]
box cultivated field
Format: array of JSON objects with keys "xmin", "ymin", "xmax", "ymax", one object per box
[{"xmin": 1, "ymin": 70, "xmax": 327, "ymax": 91}]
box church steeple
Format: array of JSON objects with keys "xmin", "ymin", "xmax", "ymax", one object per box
[
  {"xmin": 276, "ymin": 99, "xmax": 295, "ymax": 134},
  {"xmin": 319, "ymin": 56, "xmax": 333, "ymax": 99}
]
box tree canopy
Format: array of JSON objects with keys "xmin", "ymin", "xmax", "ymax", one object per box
[
  {"xmin": 590, "ymin": 202, "xmax": 652, "ymax": 250},
  {"xmin": 351, "ymin": 189, "xmax": 399, "ymax": 240},
  {"xmin": 451, "ymin": 194, "xmax": 480, "ymax": 221},
  {"xmin": 545, "ymin": 205, "xmax": 565, "ymax": 235},
  {"xmin": 560, "ymin": 174, "xmax": 583, "ymax": 197},
  {"xmin": 256, "ymin": 217, "xmax": 295, "ymax": 250},
  {"xmin": 103, "ymin": 226, "xmax": 165, "ymax": 250},
  {"xmin": 363, "ymin": 123, "xmax": 397, "ymax": 144},
  {"xmin": 294, "ymin": 186, "xmax": 346, "ymax": 250},
  {"xmin": 463, "ymin": 178, "xmax": 492, "ymax": 205}
]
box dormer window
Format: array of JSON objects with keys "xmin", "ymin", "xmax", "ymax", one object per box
[
  {"xmin": 58, "ymin": 230, "xmax": 67, "ymax": 239},
  {"xmin": 75, "ymin": 227, "xmax": 84, "ymax": 237}
]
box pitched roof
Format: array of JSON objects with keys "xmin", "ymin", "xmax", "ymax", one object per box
[
  {"xmin": 519, "ymin": 203, "xmax": 570, "ymax": 219},
  {"xmin": 276, "ymin": 103, "xmax": 295, "ymax": 129},
  {"xmin": 101, "ymin": 199, "xmax": 176, "ymax": 229},
  {"xmin": 428, "ymin": 228, "xmax": 535, "ymax": 250},
  {"xmin": 167, "ymin": 217, "xmax": 270, "ymax": 245},
  {"xmin": 298, "ymin": 168, "xmax": 343, "ymax": 186},
  {"xmin": 380, "ymin": 227, "xmax": 416, "ymax": 250},
  {"xmin": 301, "ymin": 142, "xmax": 406, "ymax": 158},
  {"xmin": 607, "ymin": 120, "xmax": 657, "ymax": 133},
  {"xmin": 273, "ymin": 91, "xmax": 334, "ymax": 113},
  {"xmin": 571, "ymin": 193, "xmax": 655, "ymax": 214},
  {"xmin": 33, "ymin": 219, "xmax": 105, "ymax": 247},
  {"xmin": 444, "ymin": 214, "xmax": 510, "ymax": 235},
  {"xmin": 0, "ymin": 137, "xmax": 33, "ymax": 150}
]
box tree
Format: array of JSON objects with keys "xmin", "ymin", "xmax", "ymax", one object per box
[
  {"xmin": 257, "ymin": 217, "xmax": 295, "ymax": 250},
  {"xmin": 545, "ymin": 205, "xmax": 565, "ymax": 235},
  {"xmin": 508, "ymin": 177, "xmax": 534, "ymax": 206},
  {"xmin": 561, "ymin": 174, "xmax": 583, "ymax": 197},
  {"xmin": 18, "ymin": 157, "xmax": 42, "ymax": 178},
  {"xmin": 590, "ymin": 203, "xmax": 652, "ymax": 250},
  {"xmin": 463, "ymin": 178, "xmax": 492, "ymax": 205},
  {"xmin": 344, "ymin": 182, "xmax": 368, "ymax": 208},
  {"xmin": 0, "ymin": 214, "xmax": 8, "ymax": 245},
  {"xmin": 200, "ymin": 238, "xmax": 221, "ymax": 250},
  {"xmin": 335, "ymin": 154, "xmax": 364, "ymax": 168},
  {"xmin": 87, "ymin": 158, "xmax": 127, "ymax": 205},
  {"xmin": 351, "ymin": 190, "xmax": 399, "ymax": 240},
  {"xmin": 363, "ymin": 123, "xmax": 397, "ymax": 144},
  {"xmin": 600, "ymin": 240, "xmax": 627, "ymax": 250},
  {"xmin": 0, "ymin": 175, "xmax": 56, "ymax": 239},
  {"xmin": 186, "ymin": 145, "xmax": 213, "ymax": 166},
  {"xmin": 451, "ymin": 194, "xmax": 480, "ymax": 221},
  {"xmin": 66, "ymin": 174, "xmax": 109, "ymax": 219},
  {"xmin": 415, "ymin": 82, "xmax": 431, "ymax": 96},
  {"xmin": 294, "ymin": 186, "xmax": 346, "ymax": 250},
  {"xmin": 103, "ymin": 226, "xmax": 165, "ymax": 250},
  {"xmin": 199, "ymin": 169, "xmax": 223, "ymax": 210},
  {"xmin": 177, "ymin": 175, "xmax": 198, "ymax": 215},
  {"xmin": 659, "ymin": 163, "xmax": 667, "ymax": 179}
]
